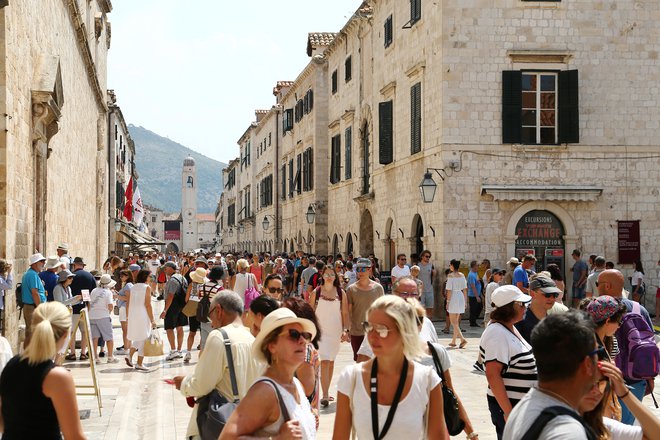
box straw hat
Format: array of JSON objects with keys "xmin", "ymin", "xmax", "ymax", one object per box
[
  {"xmin": 190, "ymin": 267, "xmax": 208, "ymax": 284},
  {"xmin": 251, "ymin": 308, "xmax": 317, "ymax": 364}
]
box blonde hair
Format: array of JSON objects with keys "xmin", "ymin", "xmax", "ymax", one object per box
[
  {"xmin": 367, "ymin": 295, "xmax": 425, "ymax": 360},
  {"xmin": 236, "ymin": 259, "xmax": 249, "ymax": 270},
  {"xmin": 22, "ymin": 302, "xmax": 71, "ymax": 366},
  {"xmin": 406, "ymin": 297, "xmax": 425, "ymax": 319},
  {"xmin": 410, "ymin": 265, "xmax": 420, "ymax": 275}
]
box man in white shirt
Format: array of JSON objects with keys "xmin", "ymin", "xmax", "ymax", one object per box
[
  {"xmin": 390, "ymin": 253, "xmax": 411, "ymax": 284},
  {"xmin": 503, "ymin": 311, "xmax": 601, "ymax": 440},
  {"xmin": 173, "ymin": 291, "xmax": 262, "ymax": 439}
]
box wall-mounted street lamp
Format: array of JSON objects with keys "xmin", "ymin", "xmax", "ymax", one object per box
[
  {"xmin": 262, "ymin": 214, "xmax": 276, "ymax": 231},
  {"xmin": 114, "ymin": 220, "xmax": 122, "ymax": 232},
  {"xmin": 238, "ymin": 224, "xmax": 245, "ymax": 234},
  {"xmin": 305, "ymin": 202, "xmax": 326, "ymax": 224},
  {"xmin": 419, "ymin": 168, "xmax": 450, "ymax": 203}
]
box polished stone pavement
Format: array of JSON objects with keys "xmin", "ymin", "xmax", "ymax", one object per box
[{"xmin": 72, "ymin": 305, "xmax": 660, "ymax": 439}]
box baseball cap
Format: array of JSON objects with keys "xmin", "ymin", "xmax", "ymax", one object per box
[
  {"xmin": 355, "ymin": 258, "xmax": 372, "ymax": 269},
  {"xmin": 491, "ymin": 285, "xmax": 532, "ymax": 307},
  {"xmin": 529, "ymin": 275, "xmax": 562, "ymax": 294},
  {"xmin": 491, "ymin": 267, "xmax": 506, "ymax": 275},
  {"xmin": 129, "ymin": 264, "xmax": 141, "ymax": 271},
  {"xmin": 507, "ymin": 257, "xmax": 519, "ymax": 265},
  {"xmin": 163, "ymin": 261, "xmax": 178, "ymax": 270}
]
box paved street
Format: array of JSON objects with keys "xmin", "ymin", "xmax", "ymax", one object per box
[{"xmin": 71, "ymin": 303, "xmax": 660, "ymax": 439}]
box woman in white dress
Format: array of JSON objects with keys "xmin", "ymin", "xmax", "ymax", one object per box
[
  {"xmin": 125, "ymin": 269, "xmax": 156, "ymax": 371},
  {"xmin": 333, "ymin": 295, "xmax": 447, "ymax": 440},
  {"xmin": 446, "ymin": 259, "xmax": 468, "ymax": 348},
  {"xmin": 309, "ymin": 265, "xmax": 349, "ymax": 408},
  {"xmin": 231, "ymin": 258, "xmax": 256, "ymax": 303}
]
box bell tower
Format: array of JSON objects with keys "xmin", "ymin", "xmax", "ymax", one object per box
[{"xmin": 182, "ymin": 156, "xmax": 198, "ymax": 251}]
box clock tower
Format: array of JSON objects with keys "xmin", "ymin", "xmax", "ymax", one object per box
[{"xmin": 182, "ymin": 156, "xmax": 198, "ymax": 251}]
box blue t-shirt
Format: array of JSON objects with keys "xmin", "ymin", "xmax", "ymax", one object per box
[
  {"xmin": 572, "ymin": 259, "xmax": 588, "ymax": 283},
  {"xmin": 39, "ymin": 271, "xmax": 58, "ymax": 302},
  {"xmin": 467, "ymin": 271, "xmax": 481, "ymax": 297},
  {"xmin": 513, "ymin": 265, "xmax": 529, "ymax": 289},
  {"xmin": 116, "ymin": 282, "xmax": 132, "ymax": 308},
  {"xmin": 21, "ymin": 268, "xmax": 46, "ymax": 305}
]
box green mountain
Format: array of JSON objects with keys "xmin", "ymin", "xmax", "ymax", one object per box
[{"xmin": 129, "ymin": 124, "xmax": 225, "ymax": 213}]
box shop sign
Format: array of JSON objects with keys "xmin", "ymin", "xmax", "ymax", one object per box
[
  {"xmin": 617, "ymin": 220, "xmax": 640, "ymax": 264},
  {"xmin": 515, "ymin": 210, "xmax": 564, "ymax": 247},
  {"xmin": 545, "ymin": 249, "xmax": 564, "ymax": 257},
  {"xmin": 164, "ymin": 230, "xmax": 180, "ymax": 240}
]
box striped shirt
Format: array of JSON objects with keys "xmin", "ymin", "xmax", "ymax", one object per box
[{"xmin": 479, "ymin": 322, "xmax": 537, "ymax": 401}]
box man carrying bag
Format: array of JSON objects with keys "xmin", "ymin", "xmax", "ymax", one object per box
[{"xmin": 172, "ymin": 291, "xmax": 262, "ymax": 440}]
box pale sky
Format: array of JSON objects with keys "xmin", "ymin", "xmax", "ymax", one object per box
[{"xmin": 108, "ymin": 0, "xmax": 360, "ymax": 164}]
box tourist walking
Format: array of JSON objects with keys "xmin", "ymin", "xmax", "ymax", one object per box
[
  {"xmin": 631, "ymin": 259, "xmax": 645, "ymax": 303},
  {"xmin": 483, "ymin": 268, "xmax": 505, "ymax": 325},
  {"xmin": 115, "ymin": 269, "xmax": 133, "ymax": 355},
  {"xmin": 418, "ymin": 250, "xmax": 436, "ymax": 318},
  {"xmin": 89, "ymin": 275, "xmax": 118, "ymax": 363},
  {"xmin": 333, "ymin": 295, "xmax": 447, "ymax": 440},
  {"xmin": 309, "ymin": 265, "xmax": 349, "ymax": 408},
  {"xmin": 232, "ymin": 258, "xmax": 256, "ymax": 303},
  {"xmin": 219, "ymin": 307, "xmax": 317, "ymax": 439},
  {"xmin": 467, "ymin": 261, "xmax": 483, "ymax": 327},
  {"xmin": 21, "ymin": 253, "xmax": 47, "ymax": 341},
  {"xmin": 198, "ymin": 266, "xmax": 225, "ymax": 352},
  {"xmin": 183, "ymin": 267, "xmax": 206, "ymax": 363},
  {"xmin": 446, "ymin": 259, "xmax": 468, "ymax": 349},
  {"xmin": 160, "ymin": 261, "xmax": 188, "ymax": 361},
  {"xmin": 0, "ymin": 302, "xmax": 86, "ymax": 439},
  {"xmin": 125, "ymin": 270, "xmax": 156, "ymax": 371},
  {"xmin": 249, "ymin": 253, "xmax": 263, "ymax": 287},
  {"xmin": 346, "ymin": 258, "xmax": 384, "ymax": 361}
]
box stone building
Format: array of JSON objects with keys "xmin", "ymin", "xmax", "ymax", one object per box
[
  {"xmin": 0, "ymin": 0, "xmax": 113, "ymax": 347},
  {"xmin": 219, "ymin": 0, "xmax": 660, "ymax": 308},
  {"xmin": 181, "ymin": 156, "xmax": 198, "ymax": 251}
]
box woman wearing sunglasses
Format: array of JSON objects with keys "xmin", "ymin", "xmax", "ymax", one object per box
[
  {"xmin": 580, "ymin": 359, "xmax": 660, "ymax": 440},
  {"xmin": 309, "ymin": 265, "xmax": 349, "ymax": 408},
  {"xmin": 333, "ymin": 295, "xmax": 448, "ymax": 440},
  {"xmin": 220, "ymin": 308, "xmax": 317, "ymax": 440}
]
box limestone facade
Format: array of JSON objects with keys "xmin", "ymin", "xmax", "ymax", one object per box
[
  {"xmin": 218, "ymin": 0, "xmax": 660, "ymax": 305},
  {"xmin": 0, "ymin": 0, "xmax": 112, "ymax": 348}
]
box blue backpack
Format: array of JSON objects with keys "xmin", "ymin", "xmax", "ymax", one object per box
[{"xmin": 615, "ymin": 302, "xmax": 660, "ymax": 381}]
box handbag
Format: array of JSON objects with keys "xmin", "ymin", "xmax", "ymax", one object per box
[
  {"xmin": 182, "ymin": 292, "xmax": 199, "ymax": 317},
  {"xmin": 427, "ymin": 341, "xmax": 465, "ymax": 436},
  {"xmin": 196, "ymin": 329, "xmax": 240, "ymax": 439},
  {"xmin": 113, "ymin": 305, "xmax": 120, "ymax": 316},
  {"xmin": 243, "ymin": 274, "xmax": 261, "ymax": 309},
  {"xmin": 143, "ymin": 331, "xmax": 164, "ymax": 357}
]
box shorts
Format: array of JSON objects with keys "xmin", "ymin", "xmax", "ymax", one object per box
[
  {"xmin": 70, "ymin": 313, "xmax": 86, "ymax": 335},
  {"xmin": 164, "ymin": 308, "xmax": 187, "ymax": 330},
  {"xmin": 119, "ymin": 305, "xmax": 127, "ymax": 322},
  {"xmin": 188, "ymin": 315, "xmax": 200, "ymax": 332},
  {"xmin": 572, "ymin": 284, "xmax": 586, "ymax": 300},
  {"xmin": 90, "ymin": 317, "xmax": 113, "ymax": 341},
  {"xmin": 420, "ymin": 291, "xmax": 434, "ymax": 308}
]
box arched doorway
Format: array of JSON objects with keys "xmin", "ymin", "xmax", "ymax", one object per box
[
  {"xmin": 346, "ymin": 233, "xmax": 354, "ymax": 256},
  {"xmin": 515, "ymin": 210, "xmax": 566, "ymax": 274},
  {"xmin": 332, "ymin": 234, "xmax": 339, "ymax": 257},
  {"xmin": 411, "ymin": 214, "xmax": 424, "ymax": 256},
  {"xmin": 167, "ymin": 242, "xmax": 179, "ymax": 253},
  {"xmin": 359, "ymin": 210, "xmax": 374, "ymax": 256},
  {"xmin": 283, "ymin": 239, "xmax": 289, "ymax": 253}
]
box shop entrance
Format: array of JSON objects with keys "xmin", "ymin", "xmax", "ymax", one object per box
[{"xmin": 515, "ymin": 210, "xmax": 565, "ymax": 275}]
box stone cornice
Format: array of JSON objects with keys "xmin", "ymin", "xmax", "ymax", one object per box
[
  {"xmin": 481, "ymin": 184, "xmax": 602, "ymax": 202},
  {"xmin": 64, "ymin": 0, "xmax": 107, "ymax": 112},
  {"xmin": 405, "ymin": 61, "xmax": 426, "ymax": 79},
  {"xmin": 379, "ymin": 81, "xmax": 396, "ymax": 98},
  {"xmin": 507, "ymin": 50, "xmax": 573, "ymax": 64}
]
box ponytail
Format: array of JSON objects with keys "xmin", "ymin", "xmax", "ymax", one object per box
[{"xmin": 21, "ymin": 302, "xmax": 71, "ymax": 366}]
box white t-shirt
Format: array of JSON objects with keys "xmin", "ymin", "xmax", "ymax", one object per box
[
  {"xmin": 148, "ymin": 259, "xmax": 160, "ymax": 275},
  {"xmin": 631, "ymin": 271, "xmax": 644, "ymax": 288},
  {"xmin": 88, "ymin": 287, "xmax": 113, "ymax": 320},
  {"xmin": 337, "ymin": 361, "xmax": 441, "ymax": 440},
  {"xmin": 503, "ymin": 387, "xmax": 589, "ymax": 440},
  {"xmin": 603, "ymin": 417, "xmax": 643, "ymax": 440},
  {"xmin": 358, "ymin": 317, "xmax": 438, "ymax": 358},
  {"xmin": 418, "ymin": 342, "xmax": 452, "ymax": 373},
  {"xmin": 391, "ymin": 264, "xmax": 411, "ymax": 280}
]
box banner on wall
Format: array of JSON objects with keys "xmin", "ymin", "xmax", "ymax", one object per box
[{"xmin": 617, "ymin": 220, "xmax": 640, "ymax": 264}]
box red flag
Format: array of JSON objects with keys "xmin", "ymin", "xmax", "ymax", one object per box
[{"xmin": 123, "ymin": 177, "xmax": 133, "ymax": 221}]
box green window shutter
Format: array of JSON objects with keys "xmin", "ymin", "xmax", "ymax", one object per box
[
  {"xmin": 411, "ymin": 82, "xmax": 422, "ymax": 154},
  {"xmin": 379, "ymin": 100, "xmax": 394, "ymax": 165},
  {"xmin": 502, "ymin": 70, "xmax": 522, "ymax": 143},
  {"xmin": 345, "ymin": 126, "xmax": 352, "ymax": 180},
  {"xmin": 558, "ymin": 70, "xmax": 579, "ymax": 143}
]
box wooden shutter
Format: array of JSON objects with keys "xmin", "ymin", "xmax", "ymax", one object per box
[
  {"xmin": 296, "ymin": 154, "xmax": 302, "ymax": 194},
  {"xmin": 411, "ymin": 82, "xmax": 422, "ymax": 154},
  {"xmin": 308, "ymin": 148, "xmax": 313, "ymax": 190},
  {"xmin": 332, "ymin": 70, "xmax": 338, "ymax": 94},
  {"xmin": 288, "ymin": 159, "xmax": 294, "ymax": 197},
  {"xmin": 379, "ymin": 100, "xmax": 394, "ymax": 165},
  {"xmin": 345, "ymin": 56, "xmax": 352, "ymax": 82},
  {"xmin": 411, "ymin": 0, "xmax": 421, "ymax": 22},
  {"xmin": 330, "ymin": 135, "xmax": 341, "ymax": 184},
  {"xmin": 281, "ymin": 165, "xmax": 286, "ymax": 200},
  {"xmin": 345, "ymin": 126, "xmax": 352, "ymax": 180},
  {"xmin": 384, "ymin": 16, "xmax": 393, "ymax": 47},
  {"xmin": 558, "ymin": 70, "xmax": 579, "ymax": 143},
  {"xmin": 502, "ymin": 70, "xmax": 522, "ymax": 144}
]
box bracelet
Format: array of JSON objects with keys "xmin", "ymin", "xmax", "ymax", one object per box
[
  {"xmin": 467, "ymin": 433, "xmax": 478, "ymax": 439},
  {"xmin": 618, "ymin": 389, "xmax": 630, "ymax": 399}
]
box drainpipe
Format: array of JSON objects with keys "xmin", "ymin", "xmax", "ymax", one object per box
[{"xmin": 274, "ymin": 105, "xmax": 282, "ymax": 250}]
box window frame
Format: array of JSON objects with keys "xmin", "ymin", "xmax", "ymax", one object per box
[
  {"xmin": 521, "ymin": 71, "xmax": 558, "ymax": 145},
  {"xmin": 345, "ymin": 56, "xmax": 352, "ymax": 82},
  {"xmin": 331, "ymin": 70, "xmax": 338, "ymax": 94},
  {"xmin": 384, "ymin": 15, "xmax": 393, "ymax": 48},
  {"xmin": 410, "ymin": 82, "xmax": 422, "ymax": 154},
  {"xmin": 345, "ymin": 126, "xmax": 352, "ymax": 180}
]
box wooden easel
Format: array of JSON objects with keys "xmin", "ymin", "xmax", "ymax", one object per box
[{"xmin": 74, "ymin": 308, "xmax": 102, "ymax": 416}]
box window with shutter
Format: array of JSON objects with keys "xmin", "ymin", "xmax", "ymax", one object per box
[
  {"xmin": 410, "ymin": 0, "xmax": 421, "ymax": 25},
  {"xmin": 283, "ymin": 108, "xmax": 294, "ymax": 133},
  {"xmin": 379, "ymin": 100, "xmax": 394, "ymax": 165},
  {"xmin": 345, "ymin": 126, "xmax": 352, "ymax": 180},
  {"xmin": 295, "ymin": 154, "xmax": 302, "ymax": 194},
  {"xmin": 308, "ymin": 90, "xmax": 314, "ymax": 111},
  {"xmin": 303, "ymin": 93, "xmax": 309, "ymax": 114},
  {"xmin": 502, "ymin": 70, "xmax": 522, "ymax": 144},
  {"xmin": 384, "ymin": 15, "xmax": 393, "ymax": 48},
  {"xmin": 288, "ymin": 159, "xmax": 294, "ymax": 198},
  {"xmin": 345, "ymin": 56, "xmax": 352, "ymax": 82},
  {"xmin": 332, "ymin": 70, "xmax": 338, "ymax": 94},
  {"xmin": 281, "ymin": 164, "xmax": 286, "ymax": 200},
  {"xmin": 330, "ymin": 135, "xmax": 341, "ymax": 184},
  {"xmin": 302, "ymin": 150, "xmax": 309, "ymax": 191},
  {"xmin": 411, "ymin": 82, "xmax": 422, "ymax": 154}
]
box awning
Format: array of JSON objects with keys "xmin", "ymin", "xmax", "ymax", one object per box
[
  {"xmin": 116, "ymin": 222, "xmax": 164, "ymax": 250},
  {"xmin": 481, "ymin": 184, "xmax": 603, "ymax": 202}
]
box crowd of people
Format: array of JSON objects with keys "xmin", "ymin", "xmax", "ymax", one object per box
[{"xmin": 0, "ymin": 244, "xmax": 658, "ymax": 439}]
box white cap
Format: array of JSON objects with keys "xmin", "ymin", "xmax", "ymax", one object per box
[
  {"xmin": 491, "ymin": 285, "xmax": 532, "ymax": 308},
  {"xmin": 29, "ymin": 253, "xmax": 47, "ymax": 266}
]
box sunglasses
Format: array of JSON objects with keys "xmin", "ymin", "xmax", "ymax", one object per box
[
  {"xmin": 540, "ymin": 291, "xmax": 560, "ymax": 299},
  {"xmin": 356, "ymin": 267, "xmax": 369, "ymax": 272},
  {"xmin": 323, "ymin": 273, "xmax": 336, "ymax": 278},
  {"xmin": 280, "ymin": 328, "xmax": 312, "ymax": 342},
  {"xmin": 362, "ymin": 321, "xmax": 394, "ymax": 338},
  {"xmin": 588, "ymin": 346, "xmax": 608, "ymax": 361},
  {"xmin": 399, "ymin": 258, "xmax": 407, "ymax": 261},
  {"xmin": 267, "ymin": 287, "xmax": 284, "ymax": 294}
]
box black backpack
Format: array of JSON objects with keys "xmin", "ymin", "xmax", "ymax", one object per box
[
  {"xmin": 15, "ymin": 283, "xmax": 23, "ymax": 309},
  {"xmin": 520, "ymin": 406, "xmax": 597, "ymax": 440}
]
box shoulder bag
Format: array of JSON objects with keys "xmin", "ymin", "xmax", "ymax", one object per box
[
  {"xmin": 196, "ymin": 329, "xmax": 240, "ymax": 439},
  {"xmin": 182, "ymin": 283, "xmax": 199, "ymax": 318},
  {"xmin": 243, "ymin": 274, "xmax": 261, "ymax": 309},
  {"xmin": 427, "ymin": 341, "xmax": 465, "ymax": 436}
]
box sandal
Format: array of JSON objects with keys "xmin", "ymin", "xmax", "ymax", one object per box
[
  {"xmin": 320, "ymin": 398, "xmax": 329, "ymax": 408},
  {"xmin": 79, "ymin": 353, "xmax": 88, "ymax": 361},
  {"xmin": 124, "ymin": 357, "xmax": 133, "ymax": 368},
  {"xmin": 459, "ymin": 340, "xmax": 468, "ymax": 349},
  {"xmin": 448, "ymin": 343, "xmax": 457, "ymax": 348},
  {"xmin": 327, "ymin": 396, "xmax": 335, "ymax": 402},
  {"xmin": 65, "ymin": 354, "xmax": 77, "ymax": 361}
]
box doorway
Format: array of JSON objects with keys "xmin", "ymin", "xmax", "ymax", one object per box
[{"xmin": 515, "ymin": 210, "xmax": 565, "ymax": 274}]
